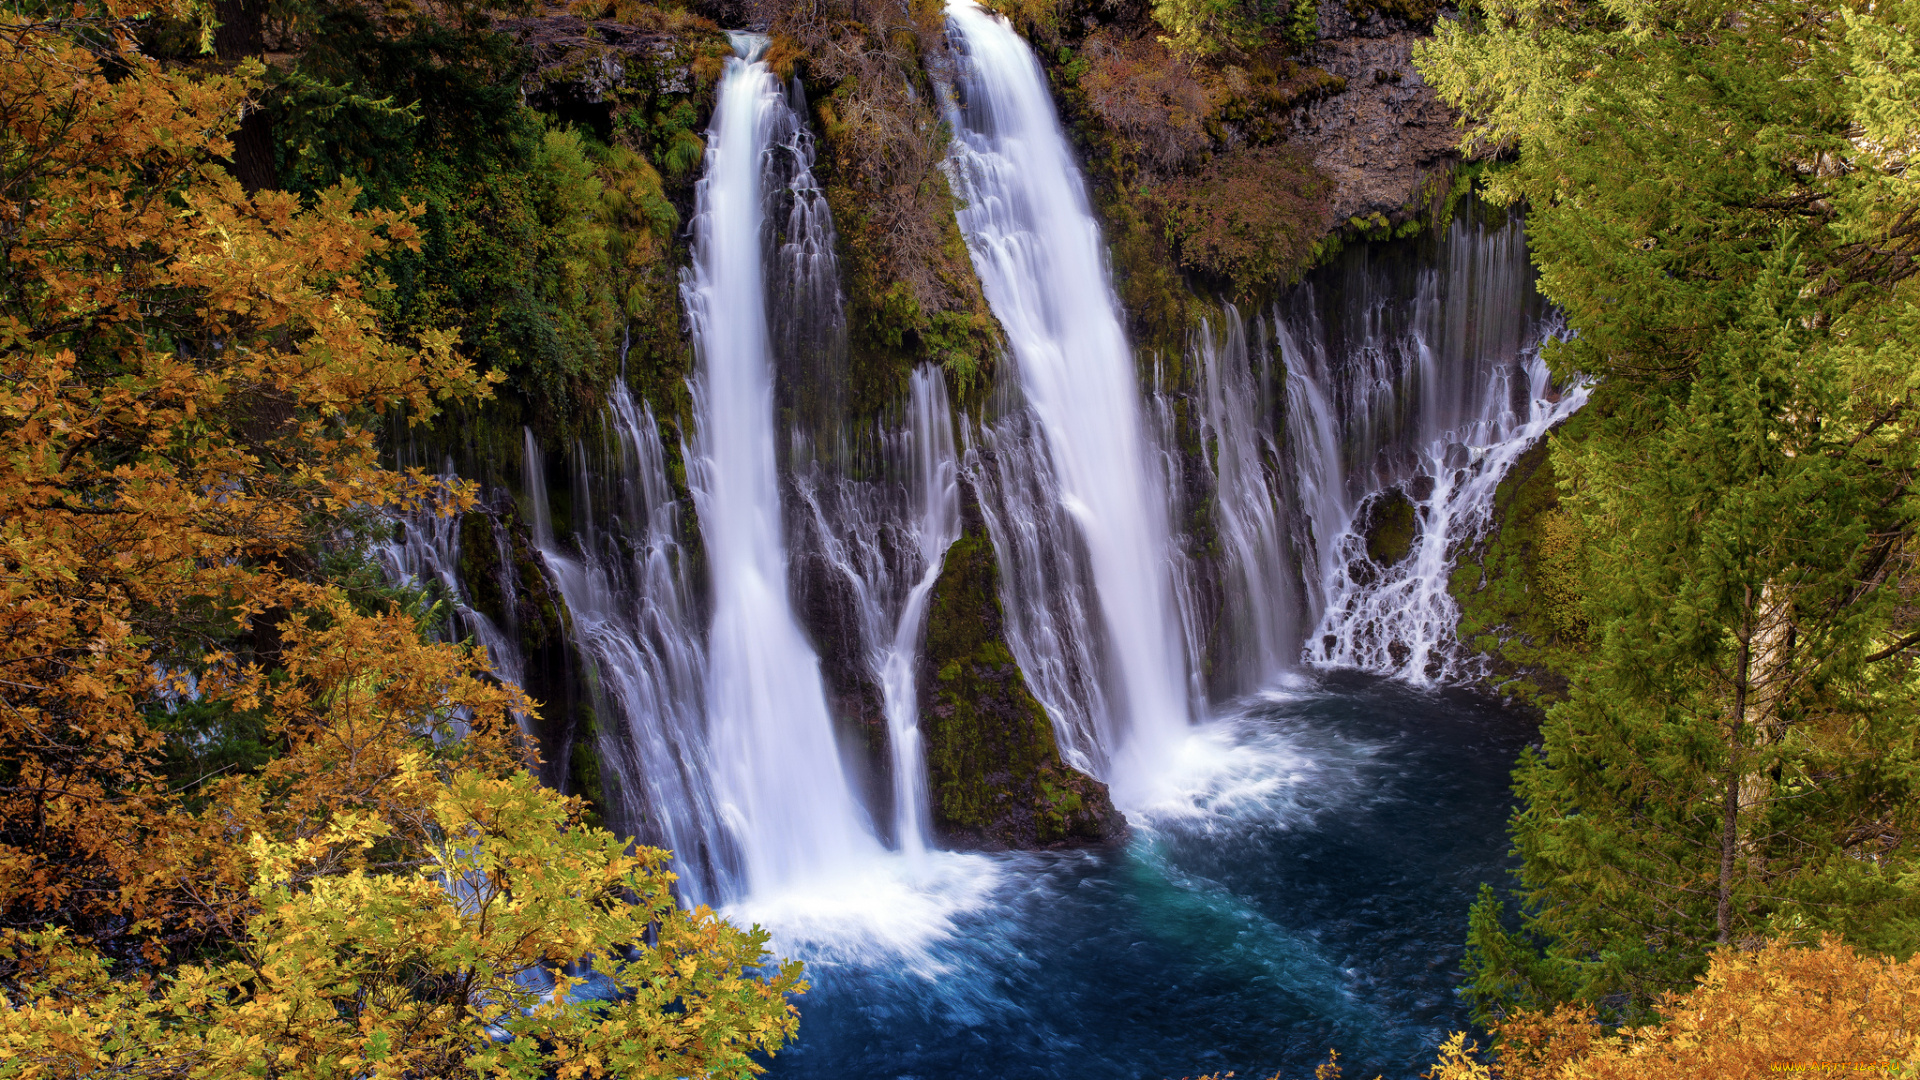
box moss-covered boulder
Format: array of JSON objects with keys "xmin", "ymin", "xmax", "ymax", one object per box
[
  {"xmin": 917, "ymin": 487, "xmax": 1126, "ymax": 850},
  {"xmin": 1361, "ymin": 486, "xmax": 1418, "ymax": 565}
]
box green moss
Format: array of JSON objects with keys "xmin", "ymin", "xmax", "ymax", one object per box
[
  {"xmin": 458, "ymin": 510, "xmax": 508, "ymax": 627},
  {"xmin": 918, "ymin": 496, "xmax": 1123, "ymax": 849},
  {"xmin": 821, "ymin": 148, "xmax": 1001, "ymax": 421},
  {"xmin": 1449, "ymin": 405, "xmax": 1600, "ymax": 705},
  {"xmin": 1364, "ymin": 489, "xmax": 1417, "ymax": 566},
  {"xmin": 570, "ymin": 704, "xmax": 607, "ymax": 832},
  {"xmin": 786, "ymin": 7, "xmax": 1002, "ymax": 421}
]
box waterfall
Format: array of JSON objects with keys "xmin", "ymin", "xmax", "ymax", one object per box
[
  {"xmin": 966, "ymin": 411, "xmax": 1116, "ymax": 778},
  {"xmin": 941, "ymin": 0, "xmax": 1193, "ymax": 800},
  {"xmin": 791, "ymin": 368, "xmax": 960, "ymax": 856},
  {"xmin": 515, "ymin": 403, "xmax": 731, "ymax": 900},
  {"xmin": 1281, "ymin": 210, "xmax": 1588, "ymax": 684},
  {"xmin": 375, "ymin": 487, "xmax": 530, "ymax": 738},
  {"xmin": 683, "ymin": 32, "xmax": 881, "ymax": 894},
  {"xmin": 769, "ymin": 67, "xmax": 850, "ymax": 459},
  {"xmin": 882, "ymin": 369, "xmax": 961, "ymax": 854},
  {"xmin": 1190, "ymin": 311, "xmax": 1298, "ymax": 689}
]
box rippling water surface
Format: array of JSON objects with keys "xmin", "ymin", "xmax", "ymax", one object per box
[{"xmin": 735, "ymin": 674, "xmax": 1534, "ymax": 1080}]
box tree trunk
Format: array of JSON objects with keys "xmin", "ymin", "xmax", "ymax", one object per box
[
  {"xmin": 1718, "ymin": 625, "xmax": 1753, "ymax": 945},
  {"xmin": 213, "ymin": 0, "xmax": 276, "ymax": 192}
]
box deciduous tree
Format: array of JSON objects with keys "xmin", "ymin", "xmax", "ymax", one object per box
[
  {"xmin": 0, "ymin": 6, "xmax": 802, "ymax": 1074},
  {"xmin": 1428, "ymin": 937, "xmax": 1920, "ymax": 1079}
]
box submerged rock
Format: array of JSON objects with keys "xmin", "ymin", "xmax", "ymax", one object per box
[{"xmin": 917, "ymin": 485, "xmax": 1126, "ymax": 851}]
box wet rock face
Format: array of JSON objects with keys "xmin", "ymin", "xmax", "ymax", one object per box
[
  {"xmin": 1292, "ymin": 5, "xmax": 1460, "ymax": 223},
  {"xmin": 917, "ymin": 485, "xmax": 1127, "ymax": 851},
  {"xmin": 457, "ymin": 501, "xmax": 588, "ymax": 801}
]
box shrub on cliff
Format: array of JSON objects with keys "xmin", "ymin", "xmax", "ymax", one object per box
[
  {"xmin": 1040, "ymin": 11, "xmax": 1344, "ymax": 314},
  {"xmin": 1152, "ymin": 144, "xmax": 1337, "ymax": 296},
  {"xmin": 1078, "ymin": 30, "xmax": 1213, "ymax": 169}
]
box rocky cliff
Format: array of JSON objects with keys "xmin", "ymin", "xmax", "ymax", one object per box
[
  {"xmin": 917, "ymin": 485, "xmax": 1126, "ymax": 849},
  {"xmin": 1296, "ymin": 1, "xmax": 1460, "ymax": 224}
]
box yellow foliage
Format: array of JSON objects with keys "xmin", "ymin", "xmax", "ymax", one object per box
[
  {"xmin": 1427, "ymin": 937, "xmax": 1920, "ymax": 1080},
  {"xmin": 0, "ymin": 769, "xmax": 801, "ymax": 1079},
  {"xmin": 0, "ymin": 8, "xmax": 804, "ymax": 1076}
]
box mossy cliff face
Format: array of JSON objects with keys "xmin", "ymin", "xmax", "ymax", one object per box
[
  {"xmin": 769, "ymin": 0, "xmax": 1004, "ymax": 419},
  {"xmin": 917, "ymin": 487, "xmax": 1127, "ymax": 849},
  {"xmin": 455, "ymin": 500, "xmax": 605, "ymax": 822},
  {"xmin": 1447, "ymin": 406, "xmax": 1596, "ymax": 707},
  {"xmin": 991, "ymin": 1, "xmax": 1335, "ymax": 339}
]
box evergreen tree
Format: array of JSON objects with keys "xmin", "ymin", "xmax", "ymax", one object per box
[{"xmin": 1417, "ymin": 0, "xmax": 1920, "ymax": 1019}]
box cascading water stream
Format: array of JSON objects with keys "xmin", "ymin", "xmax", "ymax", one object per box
[
  {"xmin": 881, "ymin": 369, "xmax": 961, "ymax": 855},
  {"xmin": 941, "ymin": 0, "xmax": 1192, "ymax": 801},
  {"xmin": 1191, "ymin": 310, "xmax": 1298, "ymax": 689},
  {"xmin": 965, "ymin": 412, "xmax": 1115, "ymax": 778},
  {"xmin": 683, "ymin": 32, "xmax": 881, "ymax": 894},
  {"xmin": 791, "ymin": 368, "xmax": 960, "ymax": 857},
  {"xmin": 375, "ymin": 484, "xmax": 530, "ymax": 738},
  {"xmin": 518, "ymin": 394, "xmax": 732, "ymax": 902},
  {"xmin": 1277, "ymin": 210, "xmax": 1588, "ymax": 683}
]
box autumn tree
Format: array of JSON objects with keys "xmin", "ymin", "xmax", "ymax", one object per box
[
  {"xmin": 1418, "ymin": 0, "xmax": 1920, "ymax": 1018},
  {"xmin": 0, "ymin": 4, "xmax": 800, "ymax": 1074},
  {"xmin": 1428, "ymin": 937, "xmax": 1920, "ymax": 1079}
]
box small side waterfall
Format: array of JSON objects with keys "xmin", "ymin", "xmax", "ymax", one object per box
[
  {"xmin": 791, "ymin": 368, "xmax": 960, "ymax": 856},
  {"xmin": 517, "ymin": 396, "xmax": 729, "ymax": 902},
  {"xmin": 1280, "ymin": 210, "xmax": 1587, "ymax": 683},
  {"xmin": 375, "ymin": 488, "xmax": 530, "ymax": 736},
  {"xmin": 683, "ymin": 32, "xmax": 881, "ymax": 894},
  {"xmin": 1190, "ymin": 312, "xmax": 1298, "ymax": 689},
  {"xmin": 966, "ymin": 410, "xmax": 1115, "ymax": 778},
  {"xmin": 942, "ymin": 0, "xmax": 1193, "ymax": 800},
  {"xmin": 769, "ymin": 68, "xmax": 849, "ymax": 458},
  {"xmin": 883, "ymin": 370, "xmax": 962, "ymax": 854}
]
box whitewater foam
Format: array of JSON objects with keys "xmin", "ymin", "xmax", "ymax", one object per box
[{"xmin": 723, "ymin": 850, "xmax": 1003, "ymax": 974}]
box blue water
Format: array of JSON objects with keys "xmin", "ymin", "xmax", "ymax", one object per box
[{"xmin": 746, "ymin": 673, "xmax": 1533, "ymax": 1080}]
